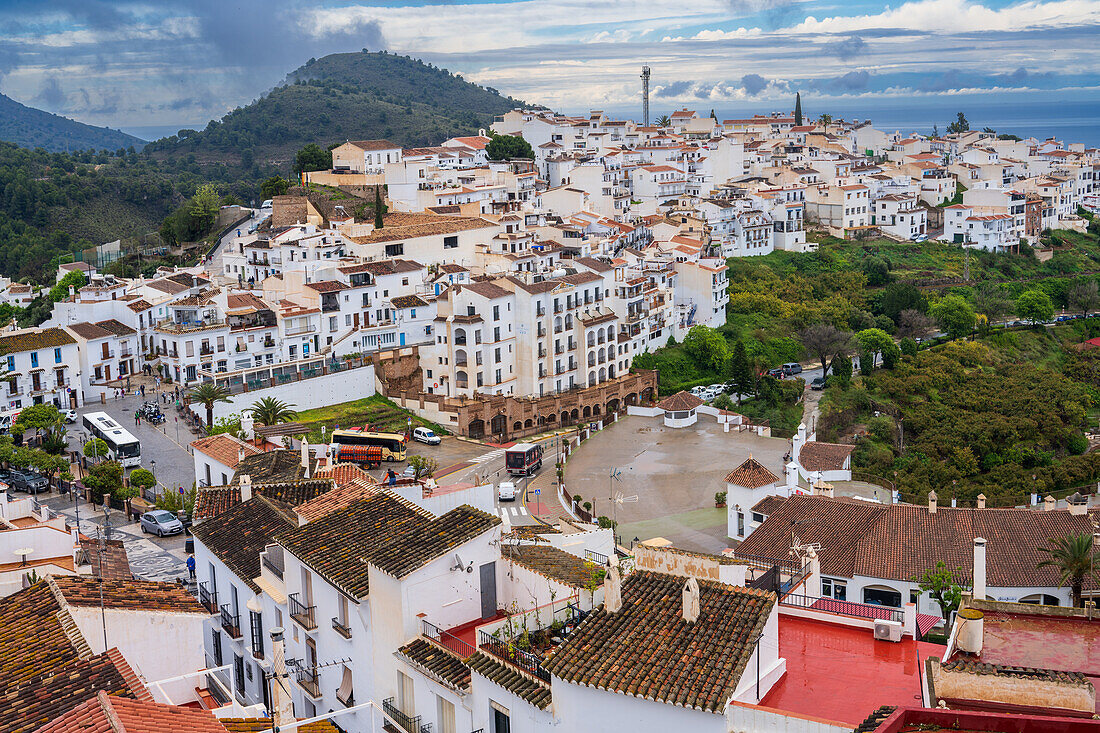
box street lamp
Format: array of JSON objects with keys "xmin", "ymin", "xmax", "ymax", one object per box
[{"xmin": 150, "ymin": 459, "xmax": 157, "ymax": 499}]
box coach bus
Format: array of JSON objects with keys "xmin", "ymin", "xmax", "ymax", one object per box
[
  {"xmin": 82, "ymin": 412, "xmax": 142, "ymax": 467},
  {"xmin": 330, "ymin": 430, "xmax": 408, "ymax": 463},
  {"xmin": 505, "ymin": 443, "xmax": 543, "ymax": 477}
]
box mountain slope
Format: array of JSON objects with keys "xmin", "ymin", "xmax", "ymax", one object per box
[
  {"xmin": 0, "ymin": 93, "xmax": 145, "ymax": 152},
  {"xmin": 145, "ymin": 50, "xmax": 523, "ymax": 169}
]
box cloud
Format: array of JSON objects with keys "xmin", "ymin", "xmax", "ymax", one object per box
[
  {"xmin": 33, "ymin": 76, "xmax": 66, "ymax": 111},
  {"xmin": 824, "ymin": 35, "xmax": 868, "ymax": 59},
  {"xmin": 919, "ymin": 69, "xmax": 962, "ymax": 92},
  {"xmin": 810, "ymin": 70, "xmax": 872, "ymax": 91},
  {"xmin": 786, "ymin": 0, "xmax": 1100, "ymax": 35},
  {"xmin": 655, "ymin": 80, "xmax": 695, "ymax": 98},
  {"xmin": 741, "ymin": 73, "xmax": 769, "ymax": 95},
  {"xmin": 587, "ymin": 29, "xmax": 632, "ymax": 43}
]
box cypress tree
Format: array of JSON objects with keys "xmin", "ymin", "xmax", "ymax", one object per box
[
  {"xmin": 794, "ymin": 92, "xmax": 803, "ymax": 126},
  {"xmin": 374, "ymin": 184, "xmax": 384, "ymax": 229},
  {"xmin": 727, "ymin": 340, "xmax": 753, "ymax": 404}
]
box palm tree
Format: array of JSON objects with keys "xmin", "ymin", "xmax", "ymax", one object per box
[
  {"xmin": 655, "ymin": 114, "xmax": 671, "ymax": 128},
  {"xmin": 1038, "ymin": 533, "xmax": 1099, "ymax": 607},
  {"xmin": 818, "ymin": 113, "xmax": 833, "ymax": 134},
  {"xmin": 249, "ymin": 397, "xmax": 298, "ymax": 426},
  {"xmin": 189, "ymin": 382, "xmax": 232, "ymax": 428}
]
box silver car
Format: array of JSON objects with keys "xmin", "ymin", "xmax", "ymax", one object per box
[{"xmin": 140, "ymin": 509, "xmax": 184, "ymax": 537}]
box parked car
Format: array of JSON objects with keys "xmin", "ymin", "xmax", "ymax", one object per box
[
  {"xmin": 140, "ymin": 510, "xmax": 184, "ymax": 537},
  {"xmin": 766, "ymin": 367, "xmax": 785, "ymax": 378},
  {"xmin": 911, "ymin": 234, "xmax": 929, "ymax": 242},
  {"xmin": 412, "ymin": 427, "xmax": 441, "ymax": 445},
  {"xmin": 810, "ymin": 376, "xmax": 827, "ymax": 390},
  {"xmin": 9, "ymin": 470, "xmax": 48, "ymax": 494},
  {"xmin": 498, "ymin": 481, "xmax": 516, "ymax": 502},
  {"xmin": 690, "ymin": 385, "xmax": 708, "ymax": 396},
  {"xmin": 64, "ymin": 410, "xmax": 77, "ymax": 423},
  {"xmin": 782, "ymin": 362, "xmax": 803, "ymax": 376},
  {"xmin": 401, "ymin": 465, "xmax": 418, "ymax": 478}
]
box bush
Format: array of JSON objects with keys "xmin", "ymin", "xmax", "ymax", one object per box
[
  {"xmin": 900, "ymin": 338, "xmax": 918, "ymax": 357},
  {"xmin": 715, "ymin": 491, "xmax": 727, "ymax": 506},
  {"xmin": 1067, "ymin": 433, "xmax": 1089, "ymax": 455},
  {"xmin": 867, "ymin": 415, "xmax": 895, "ymax": 444}
]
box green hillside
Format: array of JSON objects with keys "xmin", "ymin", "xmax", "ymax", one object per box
[
  {"xmin": 144, "ymin": 50, "xmax": 522, "ymax": 170},
  {"xmin": 0, "ymin": 93, "xmax": 145, "ymax": 153}
]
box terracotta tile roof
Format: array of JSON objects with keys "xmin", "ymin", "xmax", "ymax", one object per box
[
  {"xmin": 750, "ymin": 495, "xmax": 788, "ymax": 516},
  {"xmin": 294, "ymin": 475, "xmax": 379, "ymax": 523},
  {"xmin": 311, "ymin": 462, "xmax": 374, "ymax": 486},
  {"xmin": 543, "ymin": 571, "xmax": 776, "ymax": 712},
  {"xmin": 193, "ymin": 478, "xmax": 332, "ymax": 520},
  {"xmin": 941, "ymin": 658, "xmax": 1086, "ymax": 684},
  {"xmin": 95, "ymin": 319, "xmax": 136, "ymax": 337},
  {"xmin": 391, "ymin": 295, "xmax": 428, "ymax": 309},
  {"xmin": 190, "ymin": 434, "xmax": 265, "ymax": 470},
  {"xmin": 347, "ymin": 214, "xmax": 495, "ymax": 245},
  {"xmin": 78, "ymin": 538, "xmax": 131, "ymax": 580},
  {"xmin": 34, "ymin": 691, "xmax": 229, "ymax": 733},
  {"xmin": 397, "ymin": 638, "xmax": 471, "ymax": 691},
  {"xmin": 459, "ymin": 281, "xmax": 511, "ymax": 300},
  {"xmin": 655, "ymin": 390, "xmax": 703, "ymax": 411},
  {"xmin": 125, "ymin": 299, "xmax": 153, "ymax": 312},
  {"xmin": 337, "ymin": 258, "xmax": 423, "ymax": 276},
  {"xmin": 6, "ymin": 652, "xmax": 141, "ymax": 733},
  {"xmin": 66, "ymin": 321, "xmax": 114, "ymax": 340},
  {"xmin": 572, "ymin": 256, "xmax": 613, "ymax": 273},
  {"xmin": 0, "ymin": 328, "xmax": 76, "ymax": 353},
  {"xmin": 190, "ymin": 496, "xmax": 297, "ymax": 592},
  {"xmin": 725, "ymin": 457, "xmax": 780, "ymax": 489},
  {"xmin": 345, "ymin": 139, "xmax": 399, "ymax": 151},
  {"xmin": 468, "ymin": 651, "xmax": 552, "ymax": 709},
  {"xmin": 504, "ymin": 525, "xmax": 561, "ymax": 539},
  {"xmin": 304, "ymin": 280, "xmax": 347, "ymax": 293},
  {"xmin": 233, "ymin": 449, "xmax": 310, "ymax": 483},
  {"xmin": 221, "ymin": 719, "xmax": 338, "ymax": 733},
  {"xmin": 502, "ymin": 544, "xmax": 598, "ymax": 588},
  {"xmin": 798, "ymin": 441, "xmax": 855, "ymax": 471},
  {"xmin": 279, "ymin": 493, "xmax": 498, "ymax": 598},
  {"xmin": 49, "ymin": 576, "xmax": 207, "ymax": 614}
]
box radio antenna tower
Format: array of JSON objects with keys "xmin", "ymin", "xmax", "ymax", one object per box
[{"xmin": 641, "ymin": 65, "xmax": 651, "ymax": 126}]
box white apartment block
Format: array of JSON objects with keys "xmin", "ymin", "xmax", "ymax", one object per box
[{"xmin": 0, "ymin": 327, "xmax": 82, "ymax": 409}]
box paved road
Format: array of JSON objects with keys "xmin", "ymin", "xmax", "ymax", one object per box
[{"xmin": 208, "ymin": 208, "xmax": 263, "ymax": 282}]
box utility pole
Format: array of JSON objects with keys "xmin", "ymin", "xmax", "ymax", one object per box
[
  {"xmin": 963, "ymin": 235, "xmax": 971, "ymax": 282},
  {"xmin": 641, "ymin": 66, "xmax": 651, "ymax": 127}
]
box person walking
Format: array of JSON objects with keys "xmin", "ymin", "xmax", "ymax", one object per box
[
  {"xmin": 186, "ymin": 554, "xmax": 196, "ymax": 580},
  {"xmin": 134, "ymin": 410, "xmax": 140, "ymax": 427}
]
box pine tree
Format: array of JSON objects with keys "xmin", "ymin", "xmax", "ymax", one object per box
[
  {"xmin": 726, "ymin": 340, "xmax": 753, "ymax": 404},
  {"xmin": 794, "ymin": 92, "xmax": 803, "ymax": 126},
  {"xmin": 374, "ymin": 185, "xmax": 384, "ymax": 229}
]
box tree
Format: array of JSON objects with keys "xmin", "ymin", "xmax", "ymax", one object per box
[
  {"xmin": 799, "ymin": 323, "xmax": 852, "ymax": 374},
  {"xmin": 931, "ymin": 124, "xmax": 939, "ymax": 138},
  {"xmin": 682, "ymin": 325, "xmax": 728, "ymax": 373},
  {"xmin": 831, "ymin": 353, "xmax": 852, "ymax": 388},
  {"xmin": 485, "ymin": 133, "xmax": 534, "ymax": 161},
  {"xmin": 294, "ymin": 143, "xmax": 332, "ymax": 174},
  {"xmin": 973, "ymin": 283, "xmax": 1011, "ymax": 324},
  {"xmin": 189, "ymin": 382, "xmax": 232, "ymax": 428},
  {"xmin": 49, "ymin": 270, "xmax": 86, "ymax": 302},
  {"xmin": 818, "ymin": 113, "xmax": 833, "ymax": 134},
  {"xmin": 407, "ymin": 454, "xmax": 438, "ymax": 479},
  {"xmin": 1038, "ymin": 533, "xmax": 1099, "ymax": 607},
  {"xmin": 897, "ymin": 309, "xmax": 935, "ymax": 339},
  {"xmin": 1068, "ymin": 280, "xmax": 1100, "ymax": 317},
  {"xmin": 1015, "ymin": 289, "xmax": 1054, "ymax": 324},
  {"xmin": 913, "ymin": 561, "xmax": 969, "ymax": 630},
  {"xmin": 188, "ymin": 184, "xmax": 221, "ymax": 234},
  {"xmin": 947, "ymin": 112, "xmax": 970, "ymax": 134},
  {"xmin": 794, "ymin": 92, "xmax": 803, "ymax": 126},
  {"xmin": 856, "ymin": 328, "xmax": 894, "ymax": 370},
  {"xmin": 260, "ymin": 176, "xmax": 289, "ymax": 199},
  {"xmin": 83, "ymin": 437, "xmax": 109, "ymax": 461},
  {"xmin": 249, "ymin": 397, "xmax": 298, "ymax": 426},
  {"xmin": 881, "ymin": 282, "xmax": 927, "ymax": 324},
  {"xmin": 655, "ymin": 114, "xmax": 671, "ymax": 127},
  {"xmin": 861, "ymin": 256, "xmax": 890, "ymax": 286},
  {"xmin": 14, "ymin": 403, "xmax": 61, "ymax": 439},
  {"xmin": 726, "ymin": 340, "xmax": 754, "ymax": 403},
  {"xmin": 129, "ymin": 468, "xmax": 156, "ymax": 491},
  {"xmin": 82, "ymin": 459, "xmax": 123, "ymax": 503},
  {"xmin": 930, "ymin": 294, "xmax": 976, "ymax": 340},
  {"xmin": 374, "ymin": 184, "xmax": 384, "ymax": 229}
]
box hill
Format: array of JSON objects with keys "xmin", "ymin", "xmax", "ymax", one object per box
[
  {"xmin": 0, "ymin": 93, "xmax": 145, "ymax": 153},
  {"xmin": 144, "ymin": 50, "xmax": 523, "ymax": 170}
]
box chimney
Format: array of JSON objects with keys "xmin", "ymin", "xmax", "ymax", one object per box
[
  {"xmin": 238, "ymin": 447, "xmax": 246, "ymax": 466},
  {"xmin": 239, "ymin": 474, "xmax": 252, "ymax": 502},
  {"xmin": 977, "ymin": 493, "xmax": 986, "ymax": 509},
  {"xmin": 301, "ymin": 438, "xmax": 311, "ymax": 479},
  {"xmin": 785, "ymin": 461, "xmax": 798, "ymax": 490},
  {"xmin": 1044, "ymin": 494, "xmax": 1056, "ymax": 511},
  {"xmin": 269, "ymin": 628, "xmax": 294, "ymax": 727},
  {"xmin": 682, "ymin": 576, "xmax": 700, "ymax": 623},
  {"xmin": 240, "ymin": 414, "xmax": 254, "ymax": 441},
  {"xmin": 604, "ymin": 566, "xmax": 622, "ymax": 613},
  {"xmin": 972, "ymin": 537, "xmax": 986, "ymax": 601},
  {"xmin": 1068, "ymin": 492, "xmax": 1088, "ymax": 516},
  {"xmin": 928, "ymin": 490, "xmax": 937, "ymax": 514}
]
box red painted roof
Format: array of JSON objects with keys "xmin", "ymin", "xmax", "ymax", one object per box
[{"xmin": 760, "ymin": 616, "xmax": 943, "ymax": 725}]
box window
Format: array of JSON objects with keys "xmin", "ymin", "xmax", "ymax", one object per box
[
  {"xmin": 6, "ymin": 356, "xmax": 12, "ymax": 372},
  {"xmin": 443, "ymin": 235, "xmax": 459, "ymax": 249},
  {"xmin": 29, "ymin": 352, "xmax": 37, "ymax": 368},
  {"xmin": 863, "ymin": 586, "xmax": 901, "ymax": 608},
  {"xmin": 491, "ymin": 701, "xmax": 511, "ymax": 733},
  {"xmin": 54, "ymin": 348, "xmax": 62, "ymax": 363},
  {"xmin": 737, "ymin": 511, "xmax": 744, "ymax": 537},
  {"xmin": 752, "ymin": 511, "xmax": 765, "ymax": 523},
  {"xmin": 397, "ymin": 671, "xmax": 414, "ymax": 715},
  {"xmin": 437, "ymin": 696, "xmax": 456, "ymax": 733},
  {"xmin": 385, "ymin": 243, "xmax": 404, "ymax": 257},
  {"xmin": 821, "ymin": 578, "xmax": 847, "ymax": 601},
  {"xmin": 234, "ymin": 654, "xmax": 245, "ymax": 695}
]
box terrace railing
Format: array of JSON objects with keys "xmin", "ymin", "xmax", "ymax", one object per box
[{"xmin": 421, "ymin": 619, "xmax": 475, "ymax": 659}]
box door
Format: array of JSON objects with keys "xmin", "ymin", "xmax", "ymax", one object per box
[
  {"xmin": 479, "ymin": 562, "xmax": 496, "ymax": 619},
  {"xmin": 399, "ymin": 332, "xmax": 406, "ymax": 346}
]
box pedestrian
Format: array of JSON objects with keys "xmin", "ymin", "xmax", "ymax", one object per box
[
  {"xmin": 135, "ymin": 411, "xmax": 140, "ymax": 427},
  {"xmin": 186, "ymin": 554, "xmax": 196, "ymax": 580},
  {"xmin": 140, "ymin": 385, "xmax": 145, "ymax": 397}
]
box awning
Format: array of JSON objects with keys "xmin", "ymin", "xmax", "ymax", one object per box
[{"xmin": 336, "ymin": 665, "xmax": 354, "ymax": 704}]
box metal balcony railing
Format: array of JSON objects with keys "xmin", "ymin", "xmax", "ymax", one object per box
[
  {"xmin": 289, "ymin": 593, "xmax": 317, "ymax": 630},
  {"xmin": 332, "ymin": 617, "xmax": 352, "ymax": 639},
  {"xmin": 220, "ymin": 605, "xmax": 241, "ymax": 638},
  {"xmin": 296, "ymin": 668, "xmax": 321, "ymax": 698},
  {"xmin": 421, "ymin": 620, "xmax": 475, "ymax": 658},
  {"xmin": 478, "ymin": 630, "xmax": 551, "ymax": 683},
  {"xmin": 383, "ymin": 698, "xmax": 420, "ymax": 733},
  {"xmin": 198, "ymin": 582, "xmax": 218, "ymax": 614}
]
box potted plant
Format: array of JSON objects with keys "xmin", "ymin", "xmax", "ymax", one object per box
[{"xmin": 715, "ymin": 491, "xmax": 727, "ymax": 508}]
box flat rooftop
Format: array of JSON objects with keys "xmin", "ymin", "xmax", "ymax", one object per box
[
  {"xmin": 978, "ymin": 610, "xmax": 1100, "ymax": 677},
  {"xmin": 761, "ymin": 616, "xmax": 943, "ymax": 726}
]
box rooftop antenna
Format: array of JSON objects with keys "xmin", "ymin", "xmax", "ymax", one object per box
[{"xmin": 641, "ymin": 66, "xmax": 651, "ymax": 127}]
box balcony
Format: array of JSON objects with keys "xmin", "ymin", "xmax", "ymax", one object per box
[
  {"xmin": 220, "ymin": 605, "xmax": 241, "ymax": 638},
  {"xmin": 285, "ymin": 325, "xmax": 316, "ymax": 336},
  {"xmin": 289, "ymin": 593, "xmax": 317, "ymax": 630},
  {"xmin": 554, "ymin": 345, "xmax": 564, "ymax": 355},
  {"xmin": 200, "ymin": 346, "xmax": 213, "ymax": 356},
  {"xmin": 99, "ymin": 350, "xmax": 115, "ymax": 360},
  {"xmin": 296, "ymin": 668, "xmax": 321, "ymax": 699},
  {"xmin": 537, "ymin": 349, "xmax": 546, "ymax": 358},
  {"xmin": 454, "ymin": 357, "xmax": 468, "ymax": 367},
  {"xmin": 383, "ymin": 697, "xmax": 421, "ymax": 733},
  {"xmin": 454, "ymin": 336, "xmax": 467, "ymax": 346},
  {"xmin": 332, "ymin": 617, "xmax": 353, "ymax": 639},
  {"xmin": 197, "ymin": 582, "xmax": 218, "ymax": 614}
]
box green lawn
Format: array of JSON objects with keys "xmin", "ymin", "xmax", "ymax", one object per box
[{"xmin": 295, "ymin": 393, "xmax": 447, "ymax": 443}]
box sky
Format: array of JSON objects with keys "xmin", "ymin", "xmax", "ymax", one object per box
[{"xmin": 0, "ymin": 0, "xmax": 1098, "ymax": 140}]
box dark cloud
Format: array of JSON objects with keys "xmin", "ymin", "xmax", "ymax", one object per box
[
  {"xmin": 741, "ymin": 73, "xmax": 769, "ymax": 96},
  {"xmin": 824, "ymin": 36, "xmax": 868, "ymax": 60},
  {"xmin": 808, "ymin": 71, "xmax": 872, "ymax": 92},
  {"xmin": 920, "ymin": 69, "xmax": 962, "ymax": 92},
  {"xmin": 33, "ymin": 77, "xmax": 66, "ymax": 111},
  {"xmin": 0, "ymin": 0, "xmax": 129, "ymax": 30},
  {"xmin": 992, "ymin": 67, "xmax": 1052, "ymax": 86},
  {"xmin": 655, "ymin": 80, "xmax": 694, "ymax": 98}
]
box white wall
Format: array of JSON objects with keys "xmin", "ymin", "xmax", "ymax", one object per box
[
  {"xmin": 390, "ymin": 481, "xmax": 496, "ymax": 517},
  {"xmin": 552, "ymin": 678, "xmax": 726, "ymax": 733},
  {"xmin": 70, "ymin": 606, "xmax": 208, "ymax": 703},
  {"xmin": 198, "ymin": 364, "xmax": 376, "ymax": 421},
  {"xmin": 469, "ymin": 671, "xmax": 556, "ymax": 733},
  {"xmin": 726, "ymin": 701, "xmax": 851, "ymax": 733}
]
